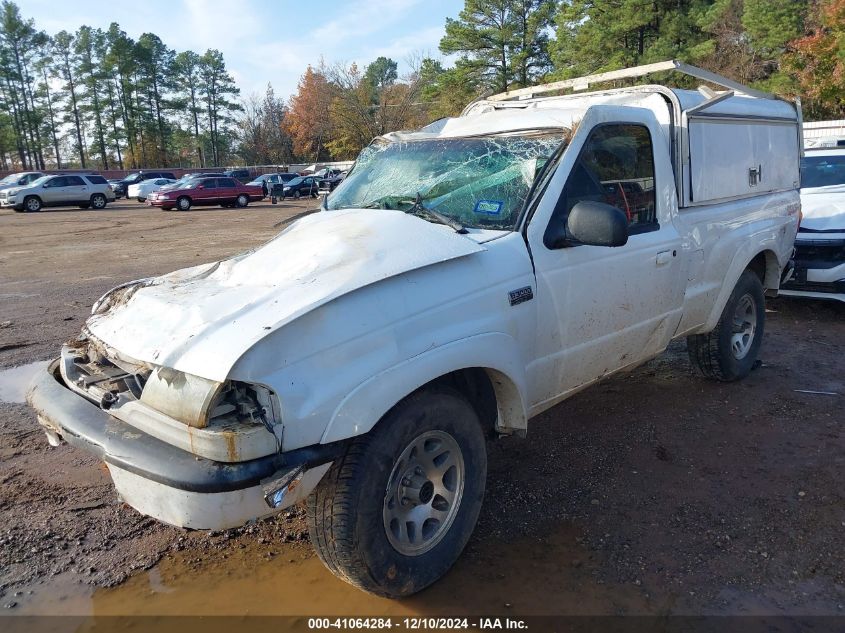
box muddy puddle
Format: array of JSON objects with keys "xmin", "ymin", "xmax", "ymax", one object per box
[
  {"xmin": 12, "ymin": 527, "xmax": 659, "ymax": 617},
  {"xmin": 0, "ymin": 360, "xmax": 49, "ymax": 404}
]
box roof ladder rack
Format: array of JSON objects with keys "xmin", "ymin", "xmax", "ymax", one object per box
[{"xmin": 486, "ymin": 60, "xmax": 773, "ymax": 102}]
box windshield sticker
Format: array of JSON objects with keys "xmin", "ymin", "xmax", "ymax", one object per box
[{"xmin": 474, "ymin": 200, "xmax": 503, "ymax": 215}]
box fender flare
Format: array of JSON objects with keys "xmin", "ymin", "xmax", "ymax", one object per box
[
  {"xmin": 320, "ymin": 332, "xmax": 529, "ymax": 445},
  {"xmin": 703, "ymin": 244, "xmax": 783, "ymax": 332}
]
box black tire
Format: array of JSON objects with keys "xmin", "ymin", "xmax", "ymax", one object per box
[
  {"xmin": 23, "ymin": 196, "xmax": 41, "ymax": 212},
  {"xmin": 137, "ymin": 196, "xmax": 146, "ymax": 203},
  {"xmin": 307, "ymin": 387, "xmax": 487, "ymax": 598},
  {"xmin": 687, "ymin": 269, "xmax": 765, "ymax": 382},
  {"xmin": 90, "ymin": 193, "xmax": 107, "ymax": 209},
  {"xmin": 235, "ymin": 194, "xmax": 249, "ymax": 208},
  {"xmin": 176, "ymin": 196, "xmax": 191, "ymax": 211}
]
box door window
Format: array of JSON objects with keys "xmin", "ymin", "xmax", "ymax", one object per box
[
  {"xmin": 45, "ymin": 176, "xmax": 66, "ymax": 188},
  {"xmin": 201, "ymin": 179, "xmax": 218, "ymax": 189},
  {"xmin": 545, "ymin": 124, "xmax": 657, "ymax": 248},
  {"xmin": 218, "ymin": 178, "xmax": 237, "ymax": 188},
  {"xmin": 65, "ymin": 176, "xmax": 86, "ymax": 186}
]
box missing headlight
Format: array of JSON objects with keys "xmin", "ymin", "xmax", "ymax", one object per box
[{"xmin": 209, "ymin": 382, "xmax": 282, "ymax": 449}]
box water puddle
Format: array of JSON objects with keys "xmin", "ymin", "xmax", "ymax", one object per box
[
  {"xmin": 0, "ymin": 361, "xmax": 49, "ymax": 404},
  {"xmin": 13, "ymin": 527, "xmax": 658, "ymax": 617}
]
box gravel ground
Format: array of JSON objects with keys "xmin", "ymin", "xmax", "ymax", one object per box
[{"xmin": 0, "ymin": 200, "xmax": 842, "ymax": 615}]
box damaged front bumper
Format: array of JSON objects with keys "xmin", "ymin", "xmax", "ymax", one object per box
[
  {"xmin": 27, "ymin": 360, "xmax": 342, "ymax": 530},
  {"xmin": 779, "ymin": 234, "xmax": 845, "ymax": 303}
]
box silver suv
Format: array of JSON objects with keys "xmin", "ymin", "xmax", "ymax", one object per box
[
  {"xmin": 0, "ymin": 174, "xmax": 116, "ymax": 212},
  {"xmin": 0, "ymin": 171, "xmax": 45, "ymax": 192}
]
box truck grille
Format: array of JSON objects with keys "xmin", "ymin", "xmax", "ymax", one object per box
[
  {"xmin": 793, "ymin": 238, "xmax": 845, "ymax": 271},
  {"xmin": 61, "ymin": 340, "xmax": 151, "ymax": 408}
]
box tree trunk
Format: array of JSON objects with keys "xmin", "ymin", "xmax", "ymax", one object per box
[{"xmin": 41, "ymin": 67, "xmax": 61, "ymax": 168}]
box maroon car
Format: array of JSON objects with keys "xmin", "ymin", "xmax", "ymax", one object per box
[{"xmin": 149, "ymin": 176, "xmax": 263, "ymax": 211}]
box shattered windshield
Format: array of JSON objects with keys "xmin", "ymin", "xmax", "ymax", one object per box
[{"xmin": 326, "ymin": 131, "xmax": 566, "ymax": 230}]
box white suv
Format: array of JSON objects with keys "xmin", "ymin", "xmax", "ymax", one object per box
[{"xmin": 0, "ymin": 173, "xmax": 116, "ymax": 212}]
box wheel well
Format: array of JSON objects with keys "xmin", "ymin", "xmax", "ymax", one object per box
[{"xmin": 748, "ymin": 250, "xmax": 780, "ymax": 295}]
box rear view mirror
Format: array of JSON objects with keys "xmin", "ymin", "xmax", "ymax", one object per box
[{"xmin": 566, "ymin": 201, "xmax": 628, "ymax": 247}]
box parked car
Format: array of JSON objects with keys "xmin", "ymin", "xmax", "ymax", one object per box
[
  {"xmin": 0, "ymin": 173, "xmax": 116, "ymax": 212},
  {"xmin": 318, "ymin": 171, "xmax": 346, "ymax": 194},
  {"xmin": 779, "ymin": 147, "xmax": 845, "ymax": 302},
  {"xmin": 247, "ymin": 173, "xmax": 299, "ymax": 196},
  {"xmin": 27, "ymin": 62, "xmax": 800, "ymax": 598},
  {"xmin": 282, "ymin": 175, "xmax": 320, "ymax": 198},
  {"xmin": 0, "ymin": 171, "xmax": 45, "ymax": 192},
  {"xmin": 148, "ymin": 176, "xmax": 262, "ymax": 211},
  {"xmin": 223, "ymin": 168, "xmax": 253, "ymax": 183},
  {"xmin": 111, "ymin": 171, "xmax": 177, "ymax": 198},
  {"xmin": 127, "ymin": 178, "xmax": 176, "ymax": 202},
  {"xmin": 148, "ymin": 174, "xmax": 227, "ymax": 203}
]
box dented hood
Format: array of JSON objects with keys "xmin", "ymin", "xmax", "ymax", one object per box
[
  {"xmin": 86, "ymin": 208, "xmax": 485, "ymax": 381},
  {"xmin": 799, "ymin": 186, "xmax": 845, "ymax": 231}
]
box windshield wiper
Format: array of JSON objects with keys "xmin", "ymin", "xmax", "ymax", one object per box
[{"xmin": 406, "ymin": 192, "xmax": 467, "ymax": 234}]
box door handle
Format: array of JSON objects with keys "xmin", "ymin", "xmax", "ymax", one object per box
[{"xmin": 656, "ymin": 250, "xmax": 674, "ymax": 266}]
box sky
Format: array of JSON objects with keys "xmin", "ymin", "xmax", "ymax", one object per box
[{"xmin": 19, "ymin": 0, "xmax": 464, "ymax": 101}]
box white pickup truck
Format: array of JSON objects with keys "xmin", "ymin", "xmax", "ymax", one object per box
[{"xmin": 28, "ymin": 62, "xmax": 800, "ymax": 598}]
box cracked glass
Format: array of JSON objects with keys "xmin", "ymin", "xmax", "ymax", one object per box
[{"xmin": 327, "ymin": 131, "xmax": 567, "ymax": 230}]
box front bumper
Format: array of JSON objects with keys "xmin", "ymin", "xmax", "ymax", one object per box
[
  {"xmin": 27, "ymin": 361, "xmax": 341, "ymax": 529},
  {"xmin": 779, "ymin": 235, "xmax": 845, "ymax": 303}
]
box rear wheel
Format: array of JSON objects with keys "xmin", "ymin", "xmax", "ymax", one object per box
[
  {"xmin": 307, "ymin": 387, "xmax": 487, "ymax": 597},
  {"xmin": 687, "ymin": 269, "xmax": 765, "ymax": 381},
  {"xmin": 235, "ymin": 194, "xmax": 249, "ymax": 208},
  {"xmin": 176, "ymin": 196, "xmax": 191, "ymax": 211},
  {"xmin": 90, "ymin": 193, "xmax": 107, "ymax": 209},
  {"xmin": 23, "ymin": 196, "xmax": 42, "ymax": 212}
]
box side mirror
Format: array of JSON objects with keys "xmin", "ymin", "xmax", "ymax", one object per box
[
  {"xmin": 566, "ymin": 201, "xmax": 628, "ymax": 247},
  {"xmin": 42, "ymin": 183, "xmax": 49, "ymax": 188}
]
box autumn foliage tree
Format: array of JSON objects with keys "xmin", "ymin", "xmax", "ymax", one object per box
[
  {"xmin": 786, "ymin": 0, "xmax": 845, "ymax": 118},
  {"xmin": 284, "ymin": 63, "xmax": 334, "ymax": 162}
]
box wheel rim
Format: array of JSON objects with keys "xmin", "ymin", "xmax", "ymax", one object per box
[
  {"xmin": 179, "ymin": 198, "xmax": 189, "ymax": 210},
  {"xmin": 27, "ymin": 198, "xmax": 39, "ymax": 211},
  {"xmin": 93, "ymin": 196, "xmax": 104, "ymax": 208},
  {"xmin": 730, "ymin": 293, "xmax": 757, "ymax": 360},
  {"xmin": 238, "ymin": 195, "xmax": 247, "ymax": 206},
  {"xmin": 382, "ymin": 430, "xmax": 465, "ymax": 556}
]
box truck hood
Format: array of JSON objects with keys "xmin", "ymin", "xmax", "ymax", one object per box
[
  {"xmin": 85, "ymin": 208, "xmax": 486, "ymax": 381},
  {"xmin": 800, "ymin": 185, "xmax": 845, "ymax": 231}
]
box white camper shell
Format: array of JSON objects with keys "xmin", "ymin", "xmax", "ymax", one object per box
[
  {"xmin": 28, "ymin": 61, "xmax": 801, "ymax": 598},
  {"xmin": 461, "ymin": 60, "xmax": 801, "ymax": 208}
]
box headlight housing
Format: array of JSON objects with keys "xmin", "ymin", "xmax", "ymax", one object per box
[
  {"xmin": 140, "ymin": 367, "xmax": 281, "ymax": 430},
  {"xmin": 140, "ymin": 367, "xmax": 222, "ymax": 428}
]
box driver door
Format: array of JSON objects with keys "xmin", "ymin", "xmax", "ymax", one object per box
[{"xmin": 525, "ymin": 108, "xmax": 685, "ymax": 410}]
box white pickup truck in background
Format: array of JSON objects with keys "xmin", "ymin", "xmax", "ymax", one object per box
[
  {"xmin": 780, "ymin": 147, "xmax": 845, "ymax": 302},
  {"xmin": 27, "ymin": 61, "xmax": 801, "ymax": 598}
]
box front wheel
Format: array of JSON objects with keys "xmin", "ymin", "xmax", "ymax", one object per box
[
  {"xmin": 137, "ymin": 196, "xmax": 146, "ymax": 203},
  {"xmin": 176, "ymin": 196, "xmax": 191, "ymax": 211},
  {"xmin": 687, "ymin": 269, "xmax": 765, "ymax": 381},
  {"xmin": 23, "ymin": 196, "xmax": 42, "ymax": 212},
  {"xmin": 90, "ymin": 193, "xmax": 107, "ymax": 209},
  {"xmin": 307, "ymin": 387, "xmax": 486, "ymax": 597},
  {"xmin": 293, "ymin": 190, "xmax": 301, "ymax": 199}
]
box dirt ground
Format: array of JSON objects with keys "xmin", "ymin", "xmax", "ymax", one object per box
[{"xmin": 0, "ymin": 200, "xmax": 843, "ymax": 617}]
